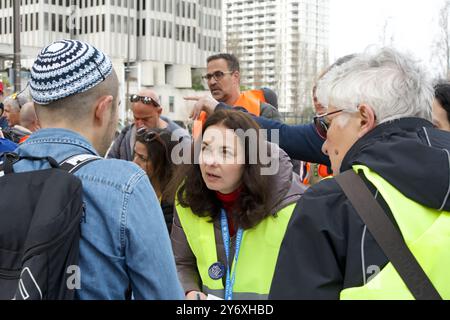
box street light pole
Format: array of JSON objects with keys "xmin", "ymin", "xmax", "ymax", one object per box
[
  {"xmin": 126, "ymin": 0, "xmax": 131, "ymax": 124},
  {"xmin": 13, "ymin": 0, "xmax": 21, "ymax": 92},
  {"xmin": 69, "ymin": 0, "xmax": 76, "ymax": 39}
]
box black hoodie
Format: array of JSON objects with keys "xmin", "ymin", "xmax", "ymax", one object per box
[{"xmin": 269, "ymin": 118, "xmax": 450, "ymax": 300}]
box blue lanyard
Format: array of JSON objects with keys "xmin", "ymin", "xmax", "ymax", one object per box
[{"xmin": 220, "ymin": 209, "xmax": 244, "ymax": 301}]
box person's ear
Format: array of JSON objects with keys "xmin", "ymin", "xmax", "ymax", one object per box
[
  {"xmin": 94, "ymin": 95, "xmax": 113, "ymax": 126},
  {"xmin": 233, "ymin": 71, "xmax": 240, "ymax": 85},
  {"xmin": 157, "ymin": 106, "xmax": 163, "ymax": 116},
  {"xmin": 357, "ymin": 104, "xmax": 376, "ymax": 138}
]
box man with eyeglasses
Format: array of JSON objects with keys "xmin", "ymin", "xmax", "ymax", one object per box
[
  {"xmin": 107, "ymin": 89, "xmax": 190, "ymax": 161},
  {"xmin": 199, "ymin": 53, "xmax": 281, "ymax": 121}
]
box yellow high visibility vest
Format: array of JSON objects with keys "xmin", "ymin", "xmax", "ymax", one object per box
[
  {"xmin": 176, "ymin": 201, "xmax": 296, "ymax": 300},
  {"xmin": 340, "ymin": 165, "xmax": 450, "ymax": 300}
]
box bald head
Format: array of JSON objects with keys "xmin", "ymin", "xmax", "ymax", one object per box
[
  {"xmin": 20, "ymin": 102, "xmax": 40, "ymax": 132},
  {"xmin": 132, "ymin": 89, "xmax": 164, "ymax": 129},
  {"xmin": 137, "ymin": 89, "xmax": 160, "ymax": 104}
]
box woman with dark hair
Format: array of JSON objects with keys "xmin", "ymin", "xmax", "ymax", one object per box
[
  {"xmin": 134, "ymin": 127, "xmax": 178, "ymax": 232},
  {"xmin": 168, "ymin": 110, "xmax": 305, "ymax": 300},
  {"xmin": 433, "ymin": 81, "xmax": 450, "ymax": 131}
]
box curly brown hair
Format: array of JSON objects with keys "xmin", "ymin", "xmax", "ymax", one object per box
[{"xmin": 166, "ymin": 110, "xmax": 271, "ymax": 230}]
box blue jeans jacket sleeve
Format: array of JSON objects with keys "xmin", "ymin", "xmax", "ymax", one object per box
[
  {"xmin": 216, "ymin": 103, "xmax": 330, "ymax": 165},
  {"xmin": 123, "ymin": 173, "xmax": 184, "ymax": 300}
]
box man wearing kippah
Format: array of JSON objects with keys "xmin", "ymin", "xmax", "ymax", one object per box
[{"xmin": 11, "ymin": 40, "xmax": 184, "ymax": 300}]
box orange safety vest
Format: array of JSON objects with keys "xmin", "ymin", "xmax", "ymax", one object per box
[
  {"xmin": 193, "ymin": 90, "xmax": 266, "ymax": 139},
  {"xmin": 302, "ymin": 163, "xmax": 332, "ymax": 185},
  {"xmin": 233, "ymin": 90, "xmax": 265, "ymax": 116}
]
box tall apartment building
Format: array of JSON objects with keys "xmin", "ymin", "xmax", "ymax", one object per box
[
  {"xmin": 225, "ymin": 0, "xmax": 329, "ymax": 121},
  {"xmin": 0, "ymin": 0, "xmax": 222, "ymax": 123}
]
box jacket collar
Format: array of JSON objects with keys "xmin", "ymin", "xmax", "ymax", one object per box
[
  {"xmin": 339, "ymin": 117, "xmax": 450, "ymax": 211},
  {"xmin": 20, "ymin": 128, "xmax": 99, "ymax": 156},
  {"xmin": 341, "ymin": 118, "xmax": 433, "ymax": 172}
]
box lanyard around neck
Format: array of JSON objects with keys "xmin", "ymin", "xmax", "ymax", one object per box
[{"xmin": 220, "ymin": 209, "xmax": 244, "ymax": 301}]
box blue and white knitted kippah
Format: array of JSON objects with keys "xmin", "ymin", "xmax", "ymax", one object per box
[{"xmin": 30, "ymin": 39, "xmax": 113, "ymax": 105}]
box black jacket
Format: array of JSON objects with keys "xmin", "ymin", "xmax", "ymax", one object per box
[{"xmin": 269, "ymin": 118, "xmax": 450, "ymax": 300}]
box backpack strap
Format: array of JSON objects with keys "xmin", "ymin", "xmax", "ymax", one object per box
[
  {"xmin": 0, "ymin": 153, "xmax": 101, "ymax": 177},
  {"xmin": 0, "ymin": 159, "xmax": 4, "ymax": 177},
  {"xmin": 335, "ymin": 170, "xmax": 442, "ymax": 300},
  {"xmin": 58, "ymin": 154, "xmax": 102, "ymax": 174},
  {"xmin": 0, "ymin": 153, "xmax": 59, "ymax": 177}
]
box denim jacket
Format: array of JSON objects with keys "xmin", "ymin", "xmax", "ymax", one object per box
[{"xmin": 12, "ymin": 128, "xmax": 184, "ymax": 300}]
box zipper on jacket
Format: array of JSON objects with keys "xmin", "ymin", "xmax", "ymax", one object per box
[{"xmin": 81, "ymin": 202, "xmax": 87, "ymax": 224}]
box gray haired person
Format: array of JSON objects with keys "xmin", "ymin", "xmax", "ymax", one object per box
[
  {"xmin": 3, "ymin": 93, "xmax": 28, "ymax": 128},
  {"xmin": 270, "ymin": 48, "xmax": 450, "ymax": 300}
]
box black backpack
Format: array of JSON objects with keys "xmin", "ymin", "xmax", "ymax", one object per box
[{"xmin": 0, "ymin": 153, "xmax": 100, "ymax": 300}]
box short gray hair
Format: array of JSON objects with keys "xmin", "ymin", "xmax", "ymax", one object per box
[
  {"xmin": 316, "ymin": 48, "xmax": 433, "ymax": 123},
  {"xmin": 3, "ymin": 93, "xmax": 30, "ymax": 112}
]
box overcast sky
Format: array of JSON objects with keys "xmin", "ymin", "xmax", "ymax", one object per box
[{"xmin": 330, "ymin": 0, "xmax": 446, "ymax": 75}]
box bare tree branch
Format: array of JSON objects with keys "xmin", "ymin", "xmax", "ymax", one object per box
[{"xmin": 432, "ymin": 0, "xmax": 450, "ymax": 78}]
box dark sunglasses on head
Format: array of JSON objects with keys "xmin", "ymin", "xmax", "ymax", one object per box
[
  {"xmin": 137, "ymin": 127, "xmax": 163, "ymax": 142},
  {"xmin": 136, "ymin": 127, "xmax": 170, "ymax": 160},
  {"xmin": 313, "ymin": 109, "xmax": 344, "ymax": 139},
  {"xmin": 201, "ymin": 71, "xmax": 233, "ymax": 82},
  {"xmin": 130, "ymin": 94, "xmax": 160, "ymax": 107}
]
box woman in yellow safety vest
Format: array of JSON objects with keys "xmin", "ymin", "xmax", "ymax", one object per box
[{"xmin": 167, "ymin": 110, "xmax": 304, "ymax": 300}]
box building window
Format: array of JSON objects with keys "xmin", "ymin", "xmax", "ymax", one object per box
[
  {"xmin": 169, "ymin": 96, "xmax": 175, "ymax": 113},
  {"xmin": 51, "ymin": 13, "xmax": 56, "ymax": 31},
  {"xmin": 110, "ymin": 14, "xmax": 115, "ymax": 32}
]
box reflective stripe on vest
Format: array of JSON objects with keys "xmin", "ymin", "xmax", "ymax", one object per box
[
  {"xmin": 202, "ymin": 286, "xmax": 268, "ymax": 300},
  {"xmin": 233, "ymin": 90, "xmax": 265, "ymax": 116},
  {"xmin": 340, "ymin": 165, "xmax": 450, "ymax": 300},
  {"xmin": 176, "ymin": 201, "xmax": 296, "ymax": 300}
]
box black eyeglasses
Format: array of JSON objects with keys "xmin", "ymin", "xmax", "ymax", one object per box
[
  {"xmin": 130, "ymin": 94, "xmax": 160, "ymax": 107},
  {"xmin": 313, "ymin": 110, "xmax": 344, "ymax": 139},
  {"xmin": 202, "ymin": 71, "xmax": 233, "ymax": 82}
]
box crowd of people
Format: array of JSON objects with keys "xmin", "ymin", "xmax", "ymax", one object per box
[{"xmin": 0, "ymin": 39, "xmax": 449, "ymax": 300}]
